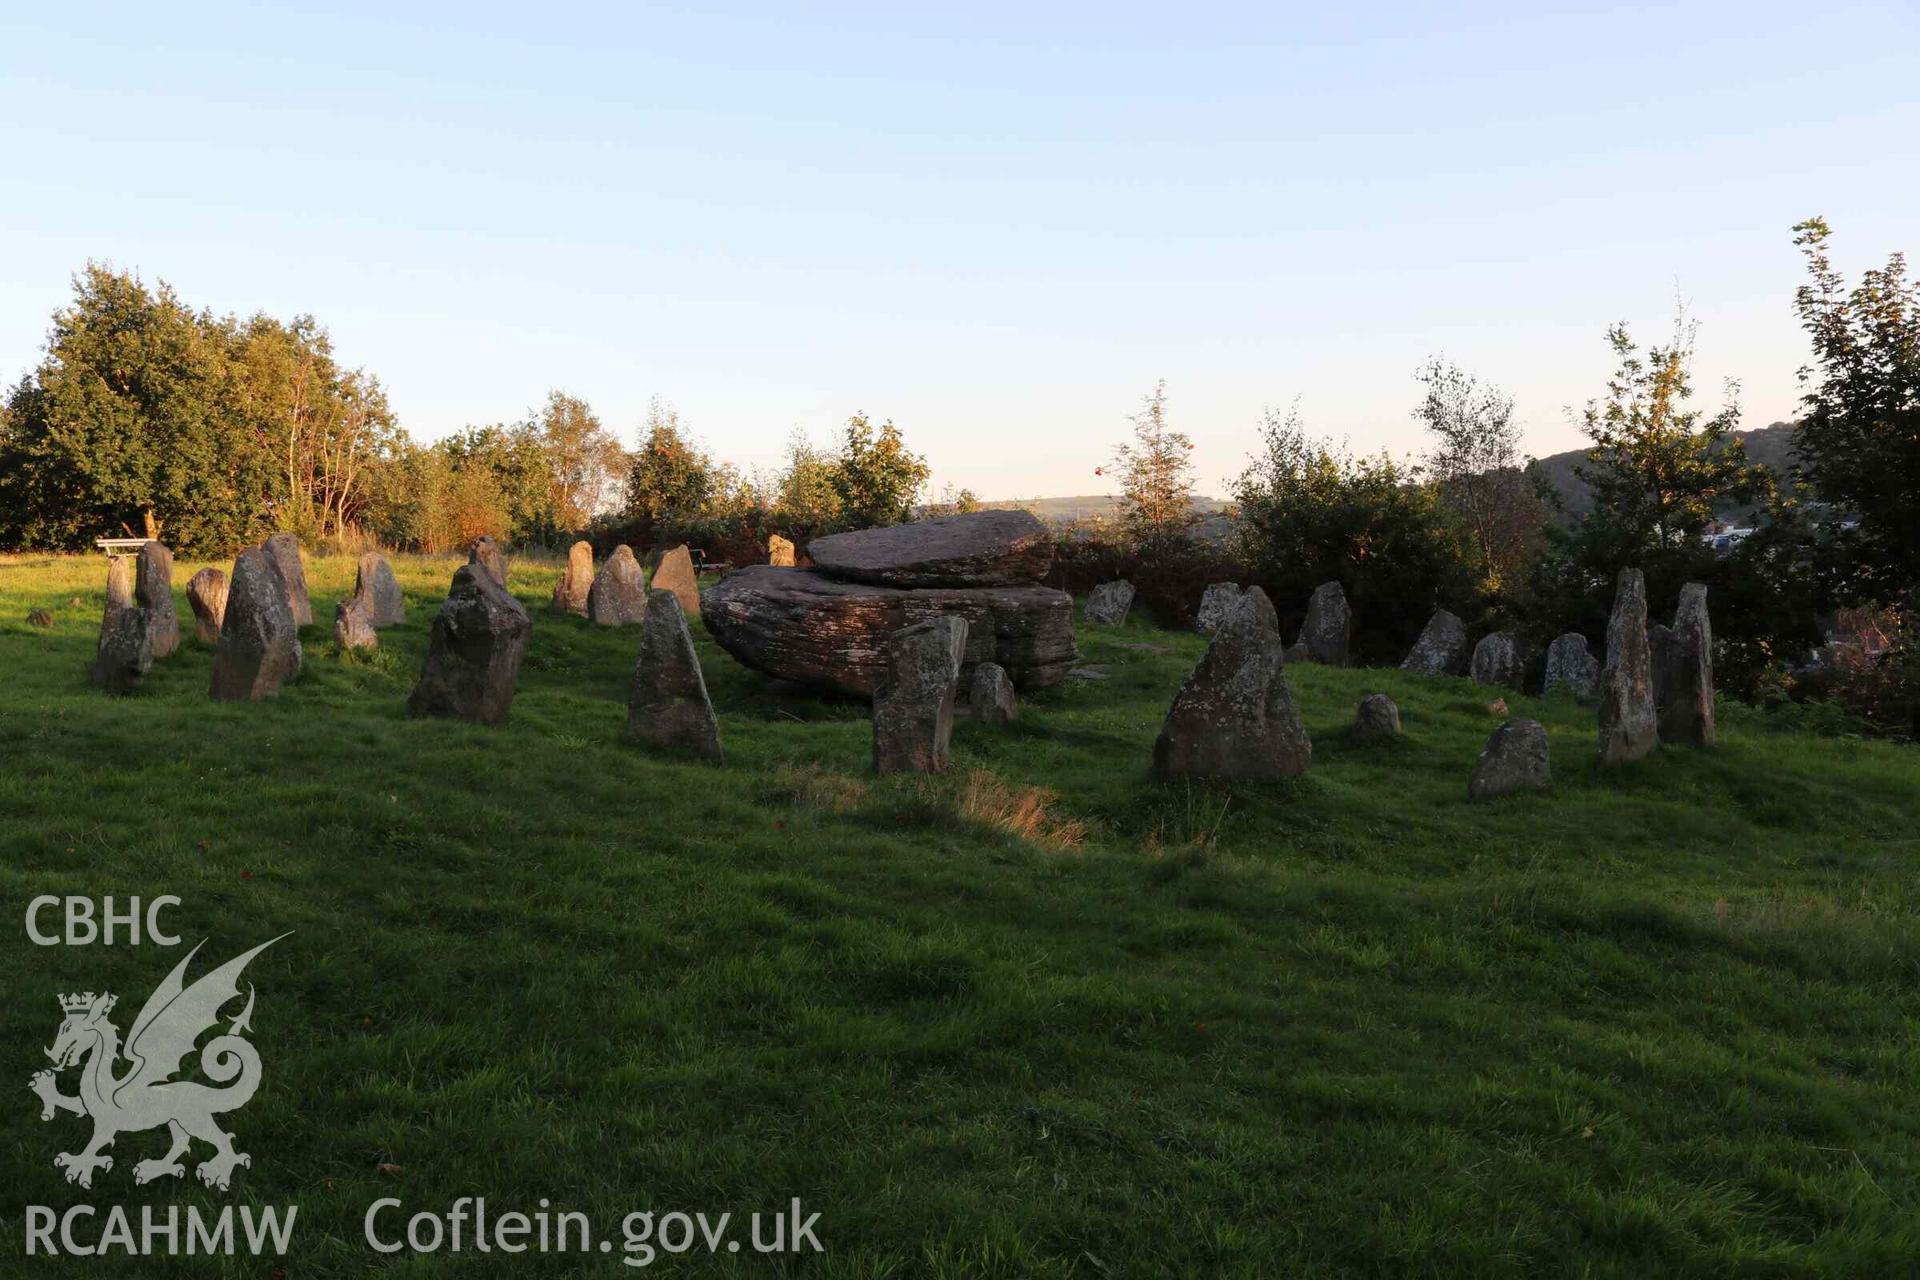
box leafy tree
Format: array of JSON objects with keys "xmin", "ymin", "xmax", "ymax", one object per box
[
  {"xmin": 921, "ymin": 484, "xmax": 981, "ymax": 518},
  {"xmin": 0, "ymin": 265, "xmax": 272, "ymax": 553},
  {"xmin": 830, "ymin": 413, "xmax": 929, "ymax": 528},
  {"xmin": 1105, "ymin": 381, "xmax": 1196, "ymax": 547},
  {"xmin": 535, "ymin": 390, "xmax": 626, "ymax": 532},
  {"xmin": 1414, "ymin": 357, "xmax": 1544, "ymax": 593},
  {"xmin": 770, "ymin": 429, "xmax": 844, "ymax": 535},
  {"xmin": 1791, "ymin": 217, "xmax": 1920, "ymax": 603},
  {"xmin": 438, "ymin": 424, "xmax": 553, "ymax": 542},
  {"xmin": 624, "ymin": 399, "xmax": 717, "ymax": 534}
]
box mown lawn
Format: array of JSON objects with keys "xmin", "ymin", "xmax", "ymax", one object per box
[{"xmin": 1, "ymin": 550, "xmax": 1917, "ymax": 1278}]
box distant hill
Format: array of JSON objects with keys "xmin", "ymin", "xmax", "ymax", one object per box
[
  {"xmin": 1526, "ymin": 421, "xmax": 1801, "ymax": 521},
  {"xmin": 979, "ymin": 494, "xmax": 1230, "ymax": 524}
]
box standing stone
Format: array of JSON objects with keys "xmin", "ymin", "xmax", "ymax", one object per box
[
  {"xmin": 873, "ymin": 616, "xmax": 968, "ymax": 774},
  {"xmin": 261, "ymin": 532, "xmax": 313, "ymax": 626},
  {"xmin": 104, "ymin": 556, "xmax": 134, "ymax": 617},
  {"xmin": 624, "ymin": 590, "xmax": 722, "ymax": 762},
  {"xmin": 1153, "ymin": 588, "xmax": 1311, "ymax": 778},
  {"xmin": 187, "ymin": 568, "xmax": 229, "ymax": 644},
  {"xmin": 334, "ymin": 597, "xmax": 378, "ymax": 650},
  {"xmin": 1283, "ymin": 641, "xmax": 1312, "ymax": 664},
  {"xmin": 968, "ymin": 662, "xmax": 1018, "ymax": 726},
  {"xmin": 1662, "ymin": 583, "xmax": 1715, "ymax": 746},
  {"xmin": 407, "ymin": 565, "xmax": 532, "ymax": 724},
  {"xmin": 1294, "ymin": 581, "xmax": 1351, "ymax": 665},
  {"xmin": 1597, "ymin": 568, "xmax": 1658, "ymax": 764},
  {"xmin": 650, "ymin": 544, "xmax": 702, "ymax": 618},
  {"xmin": 211, "ymin": 548, "xmax": 303, "ymax": 701},
  {"xmin": 1542, "ymin": 633, "xmax": 1600, "ymax": 700},
  {"xmin": 354, "ymin": 553, "xmax": 406, "ymax": 627},
  {"xmin": 91, "ymin": 604, "xmax": 154, "ymax": 693},
  {"xmin": 1353, "ymin": 693, "xmax": 1401, "ymax": 741},
  {"xmin": 134, "ymin": 542, "xmax": 180, "ymax": 658},
  {"xmin": 1195, "ymin": 582, "xmax": 1245, "ymax": 634},
  {"xmin": 1083, "ymin": 580, "xmax": 1134, "ymax": 626},
  {"xmin": 588, "ymin": 545, "xmax": 649, "ymax": 625},
  {"xmin": 1648, "ymin": 622, "xmax": 1676, "ymax": 712},
  {"xmin": 468, "ymin": 535, "xmax": 508, "ymax": 586},
  {"xmin": 1468, "ymin": 719, "xmax": 1551, "ymax": 801},
  {"xmin": 1401, "ymin": 609, "xmax": 1467, "ymax": 675},
  {"xmin": 550, "ymin": 541, "xmax": 593, "ymax": 617},
  {"xmin": 1470, "ymin": 632, "xmax": 1520, "ymax": 687},
  {"xmin": 768, "ymin": 534, "xmax": 796, "ymax": 567}
]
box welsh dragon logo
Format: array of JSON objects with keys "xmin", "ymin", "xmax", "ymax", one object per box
[{"xmin": 29, "ymin": 935, "xmax": 288, "ymax": 1191}]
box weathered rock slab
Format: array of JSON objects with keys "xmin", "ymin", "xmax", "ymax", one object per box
[
  {"xmin": 589, "ymin": 545, "xmax": 648, "ymax": 625},
  {"xmin": 625, "ymin": 590, "xmax": 722, "ymax": 762},
  {"xmin": 334, "ymin": 597, "xmax": 378, "ymax": 650},
  {"xmin": 1295, "ymin": 580, "xmax": 1351, "ymax": 665},
  {"xmin": 91, "ymin": 604, "xmax": 154, "ymax": 693},
  {"xmin": 262, "ymin": 532, "xmax": 312, "ymax": 626},
  {"xmin": 809, "ymin": 509, "xmax": 1052, "ymax": 588},
  {"xmin": 407, "ymin": 565, "xmax": 531, "ymax": 723},
  {"xmin": 187, "ymin": 567, "xmax": 228, "ymax": 644},
  {"xmin": 355, "ymin": 553, "xmax": 406, "ymax": 627},
  {"xmin": 1470, "ymin": 632, "xmax": 1520, "ymax": 687},
  {"xmin": 211, "ymin": 548, "xmax": 303, "ymax": 700},
  {"xmin": 1597, "ymin": 568, "xmax": 1658, "ymax": 763},
  {"xmin": 1542, "ymin": 632, "xmax": 1599, "ymax": 700},
  {"xmin": 873, "ymin": 616, "xmax": 968, "ymax": 774},
  {"xmin": 551, "ymin": 541, "xmax": 593, "ymax": 617},
  {"xmin": 1153, "ymin": 587, "xmax": 1311, "ymax": 778},
  {"xmin": 1083, "ymin": 580, "xmax": 1134, "ymax": 626},
  {"xmin": 703, "ymin": 566, "xmax": 1076, "ymax": 697},
  {"xmin": 1401, "ymin": 609, "xmax": 1468, "ymax": 675},
  {"xmin": 1661, "ymin": 583, "xmax": 1715, "ymax": 746},
  {"xmin": 1195, "ymin": 582, "xmax": 1244, "ymax": 634},
  {"xmin": 1468, "ymin": 719, "xmax": 1551, "ymax": 800},
  {"xmin": 135, "ymin": 542, "xmax": 180, "ymax": 658},
  {"xmin": 650, "ymin": 544, "xmax": 701, "ymax": 618}
]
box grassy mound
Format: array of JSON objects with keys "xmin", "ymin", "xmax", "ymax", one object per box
[{"xmin": 2, "ymin": 552, "xmax": 1918, "ymax": 1277}]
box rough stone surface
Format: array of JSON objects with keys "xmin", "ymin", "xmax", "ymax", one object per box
[
  {"xmin": 354, "ymin": 553, "xmax": 406, "ymax": 627},
  {"xmin": 1283, "ymin": 641, "xmax": 1312, "ymax": 663},
  {"xmin": 187, "ymin": 567, "xmax": 228, "ymax": 644},
  {"xmin": 134, "ymin": 541, "xmax": 180, "ymax": 658},
  {"xmin": 467, "ymin": 535, "xmax": 508, "ymax": 586},
  {"xmin": 210, "ymin": 548, "xmax": 303, "ymax": 700},
  {"xmin": 1470, "ymin": 632, "xmax": 1521, "ymax": 687},
  {"xmin": 1083, "ymin": 580, "xmax": 1135, "ymax": 626},
  {"xmin": 809, "ymin": 509, "xmax": 1052, "ymax": 588},
  {"xmin": 1542, "ymin": 632, "xmax": 1600, "ymax": 699},
  {"xmin": 588, "ymin": 545, "xmax": 649, "ymax": 625},
  {"xmin": 1295, "ymin": 581, "xmax": 1352, "ymax": 665},
  {"xmin": 768, "ymin": 534, "xmax": 796, "ymax": 567},
  {"xmin": 650, "ymin": 544, "xmax": 702, "ymax": 618},
  {"xmin": 624, "ymin": 590, "xmax": 722, "ymax": 762},
  {"xmin": 262, "ymin": 532, "xmax": 313, "ymax": 626},
  {"xmin": 91, "ymin": 603, "xmax": 154, "ymax": 693},
  {"xmin": 104, "ymin": 556, "xmax": 134, "ymax": 616},
  {"xmin": 968, "ymin": 661, "xmax": 1018, "ymax": 725},
  {"xmin": 1662, "ymin": 583, "xmax": 1716, "ymax": 746},
  {"xmin": 551, "ymin": 541, "xmax": 593, "ymax": 616},
  {"xmin": 1401, "ymin": 609, "xmax": 1467, "ymax": 675},
  {"xmin": 408, "ymin": 565, "xmax": 531, "ymax": 724},
  {"xmin": 1353, "ymin": 693, "xmax": 1402, "ymax": 741},
  {"xmin": 703, "ymin": 566, "xmax": 1077, "ymax": 697},
  {"xmin": 1468, "ymin": 719, "xmax": 1551, "ymax": 800},
  {"xmin": 1648, "ymin": 622, "xmax": 1676, "ymax": 711},
  {"xmin": 873, "ymin": 616, "xmax": 968, "ymax": 774},
  {"xmin": 1597, "ymin": 568, "xmax": 1659, "ymax": 763},
  {"xmin": 334, "ymin": 597, "xmax": 378, "ymax": 650},
  {"xmin": 1195, "ymin": 582, "xmax": 1245, "ymax": 634},
  {"xmin": 1152, "ymin": 588, "xmax": 1312, "ymax": 779}
]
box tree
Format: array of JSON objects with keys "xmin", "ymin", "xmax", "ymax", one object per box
[
  {"xmin": 1414, "ymin": 357, "xmax": 1544, "ymax": 593},
  {"xmin": 535, "ymin": 390, "xmax": 626, "ymax": 532},
  {"xmin": 1791, "ymin": 217, "xmax": 1920, "ymax": 603},
  {"xmin": 770, "ymin": 429, "xmax": 843, "ymax": 535},
  {"xmin": 624, "ymin": 399, "xmax": 717, "ymax": 534},
  {"xmin": 1106, "ymin": 381, "xmax": 1196, "ymax": 546},
  {"xmin": 830, "ymin": 413, "xmax": 929, "ymax": 528},
  {"xmin": 439, "ymin": 424, "xmax": 553, "ymax": 542},
  {"xmin": 0, "ymin": 265, "xmax": 272, "ymax": 553}
]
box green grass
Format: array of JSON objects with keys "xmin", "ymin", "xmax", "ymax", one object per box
[{"xmin": 2, "ymin": 550, "xmax": 1918, "ymax": 1277}]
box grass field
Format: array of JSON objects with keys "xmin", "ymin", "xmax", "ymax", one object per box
[{"xmin": 2, "ymin": 550, "xmax": 1918, "ymax": 1277}]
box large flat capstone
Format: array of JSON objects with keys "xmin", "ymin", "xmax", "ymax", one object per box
[{"xmin": 805, "ymin": 509, "xmax": 1053, "ymax": 588}]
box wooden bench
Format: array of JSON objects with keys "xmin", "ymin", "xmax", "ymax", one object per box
[{"xmin": 94, "ymin": 537, "xmax": 153, "ymax": 558}]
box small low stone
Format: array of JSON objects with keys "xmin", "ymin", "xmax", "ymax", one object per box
[
  {"xmin": 1067, "ymin": 665, "xmax": 1111, "ymax": 682},
  {"xmin": 968, "ymin": 662, "xmax": 1018, "ymax": 725},
  {"xmin": 1468, "ymin": 718, "xmax": 1551, "ymax": 800},
  {"xmin": 1083, "ymin": 580, "xmax": 1134, "ymax": 626},
  {"xmin": 334, "ymin": 597, "xmax": 378, "ymax": 650},
  {"xmin": 1283, "ymin": 641, "xmax": 1312, "ymax": 663},
  {"xmin": 1353, "ymin": 693, "xmax": 1401, "ymax": 741},
  {"xmin": 1486, "ymin": 698, "xmax": 1509, "ymax": 717},
  {"xmin": 27, "ymin": 609, "xmax": 53, "ymax": 627}
]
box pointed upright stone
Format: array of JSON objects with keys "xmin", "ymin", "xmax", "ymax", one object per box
[
  {"xmin": 1353, "ymin": 693, "xmax": 1401, "ymax": 742},
  {"xmin": 1295, "ymin": 580, "xmax": 1351, "ymax": 665},
  {"xmin": 1083, "ymin": 580, "xmax": 1134, "ymax": 626},
  {"xmin": 650, "ymin": 544, "xmax": 702, "ymax": 618},
  {"xmin": 1470, "ymin": 632, "xmax": 1520, "ymax": 687},
  {"xmin": 1662, "ymin": 583, "xmax": 1715, "ymax": 746},
  {"xmin": 624, "ymin": 590, "xmax": 722, "ymax": 762},
  {"xmin": 468, "ymin": 534, "xmax": 508, "ymax": 585},
  {"xmin": 354, "ymin": 552, "xmax": 406, "ymax": 627},
  {"xmin": 1195, "ymin": 582, "xmax": 1245, "ymax": 634},
  {"xmin": 968, "ymin": 661, "xmax": 1018, "ymax": 726},
  {"xmin": 588, "ymin": 545, "xmax": 648, "ymax": 625},
  {"xmin": 408, "ymin": 565, "xmax": 531, "ymax": 724},
  {"xmin": 1152, "ymin": 588, "xmax": 1311, "ymax": 779},
  {"xmin": 873, "ymin": 616, "xmax": 968, "ymax": 774},
  {"xmin": 261, "ymin": 532, "xmax": 312, "ymax": 626},
  {"xmin": 187, "ymin": 567, "xmax": 228, "ymax": 644},
  {"xmin": 1648, "ymin": 622, "xmax": 1676, "ymax": 711},
  {"xmin": 1401, "ymin": 609, "xmax": 1467, "ymax": 675},
  {"xmin": 103, "ymin": 555, "xmax": 134, "ymax": 617},
  {"xmin": 211, "ymin": 548, "xmax": 303, "ymax": 701},
  {"xmin": 1597, "ymin": 568, "xmax": 1658, "ymax": 763},
  {"xmin": 91, "ymin": 603, "xmax": 154, "ymax": 693},
  {"xmin": 334, "ymin": 597, "xmax": 378, "ymax": 650},
  {"xmin": 1542, "ymin": 633, "xmax": 1600, "ymax": 699},
  {"xmin": 1468, "ymin": 719, "xmax": 1551, "ymax": 801},
  {"xmin": 134, "ymin": 541, "xmax": 180, "ymax": 658},
  {"xmin": 551, "ymin": 541, "xmax": 593, "ymax": 617}
]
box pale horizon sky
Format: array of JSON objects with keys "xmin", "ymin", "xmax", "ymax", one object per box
[{"xmin": 2, "ymin": 2, "xmax": 1915, "ymax": 500}]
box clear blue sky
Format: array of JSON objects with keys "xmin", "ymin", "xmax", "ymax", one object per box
[{"xmin": 2, "ymin": 2, "xmax": 1915, "ymax": 499}]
